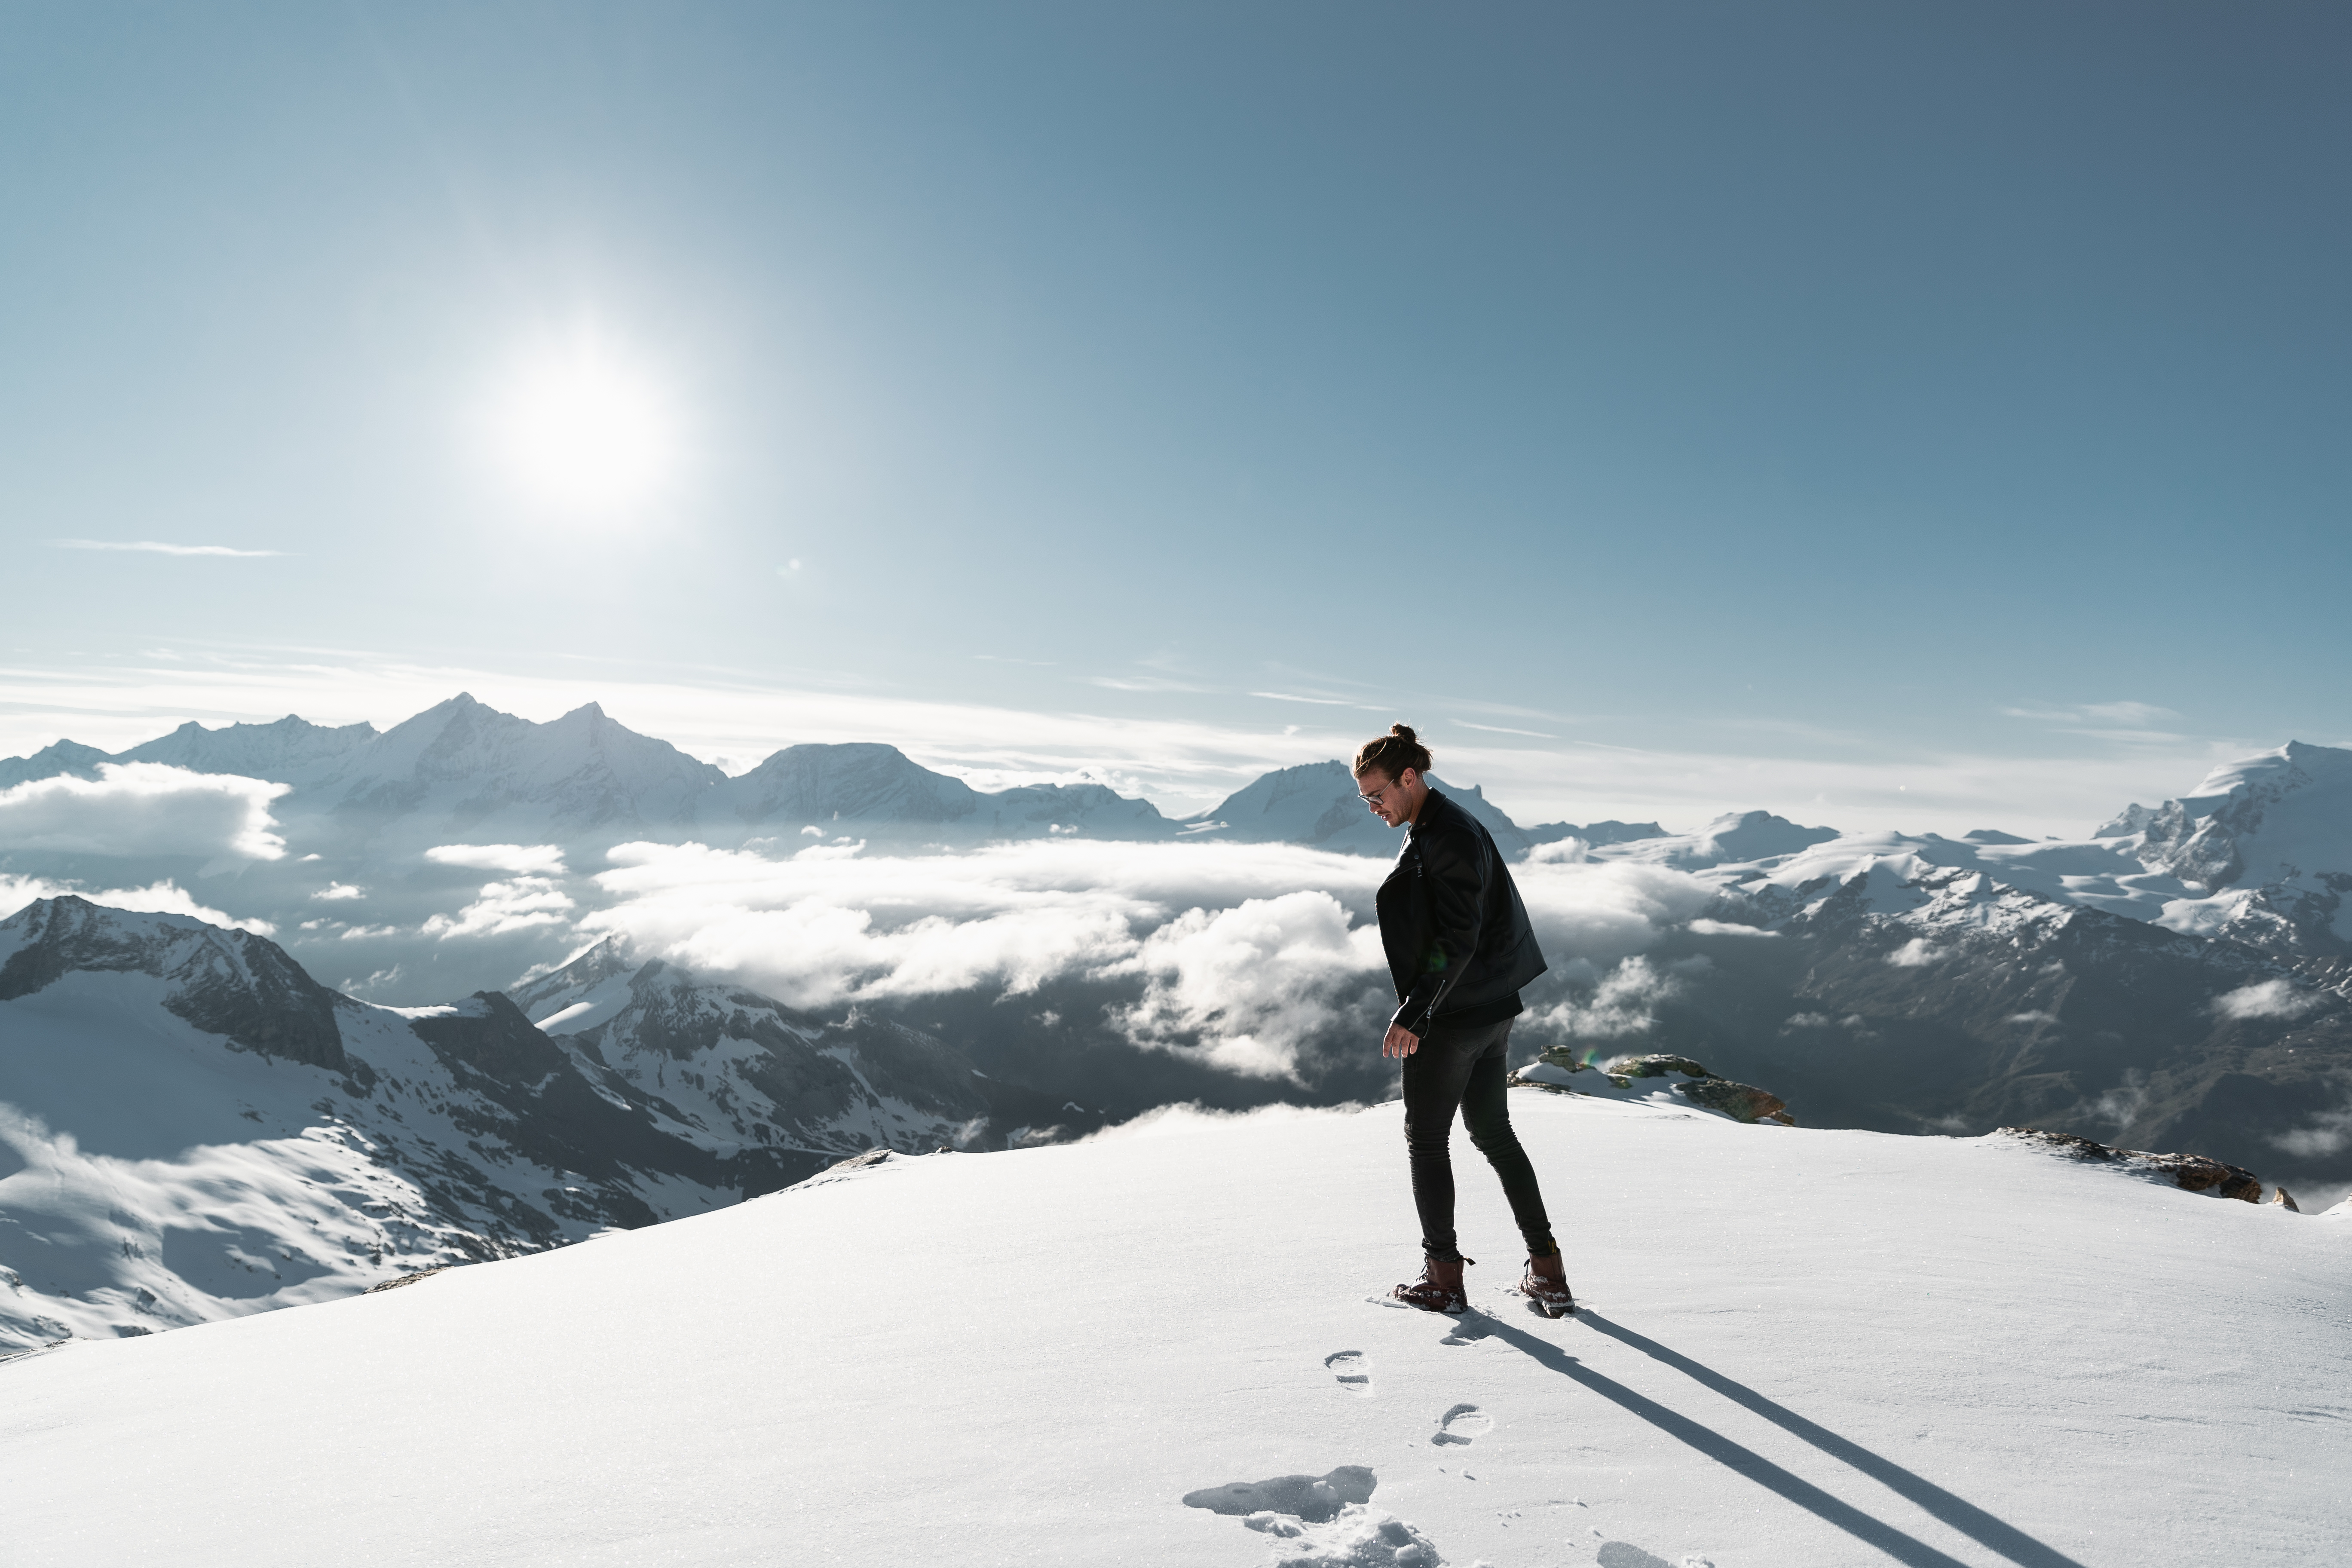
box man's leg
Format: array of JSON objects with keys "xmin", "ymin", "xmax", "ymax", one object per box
[
  {"xmin": 1400, "ymin": 1026, "xmax": 1485, "ymax": 1259},
  {"xmin": 1459, "ymin": 1022, "xmax": 1558, "ymax": 1257}
]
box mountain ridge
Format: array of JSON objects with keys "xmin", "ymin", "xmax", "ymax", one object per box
[{"xmin": 0, "ymin": 897, "xmax": 1095, "ymax": 1349}]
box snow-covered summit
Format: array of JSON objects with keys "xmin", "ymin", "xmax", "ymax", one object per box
[
  {"xmin": 1184, "ymin": 761, "xmax": 1537, "ymax": 857},
  {"xmin": 1599, "ymin": 808, "xmax": 1840, "ymax": 870},
  {"xmin": 2085, "ymin": 740, "xmax": 2352, "ymax": 954},
  {"xmin": 306, "ymin": 695, "xmax": 729, "ymax": 836},
  {"xmin": 706, "ymin": 741, "xmax": 1174, "ymax": 841},
  {"xmin": 116, "ymin": 714, "xmax": 379, "ymax": 781},
  {"xmin": 0, "ymin": 739, "xmax": 111, "ymax": 790},
  {"xmin": 2, "ymin": 1091, "xmax": 2339, "ymax": 1566}
]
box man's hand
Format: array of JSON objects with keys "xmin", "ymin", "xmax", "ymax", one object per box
[{"xmin": 1382, "ymin": 1023, "xmax": 1421, "ymax": 1059}]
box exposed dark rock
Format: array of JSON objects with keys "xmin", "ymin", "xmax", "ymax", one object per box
[
  {"xmin": 1611, "ymin": 1054, "xmax": 1714, "ymax": 1080},
  {"xmin": 364, "ymin": 1265, "xmax": 454, "ymax": 1294},
  {"xmin": 1510, "ymin": 1047, "xmax": 1797, "ymax": 1124},
  {"xmin": 1997, "ymin": 1126, "xmax": 2265, "ymax": 1202},
  {"xmin": 1672, "ymin": 1076, "xmax": 1795, "ymax": 1126},
  {"xmin": 2272, "ymin": 1186, "xmax": 2300, "ymax": 1212},
  {"xmin": 397, "ymin": 991, "xmax": 732, "ymax": 1219},
  {"xmin": 407, "ymin": 992, "xmax": 571, "ymax": 1085}
]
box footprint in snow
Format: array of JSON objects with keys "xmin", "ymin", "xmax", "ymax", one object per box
[
  {"xmin": 1430, "ymin": 1404, "xmax": 1491, "ymax": 1446},
  {"xmin": 1326, "ymin": 1350, "xmax": 1373, "ymax": 1396},
  {"xmin": 1594, "ymin": 1545, "xmax": 1705, "ymax": 1568},
  {"xmin": 1182, "ymin": 1467, "xmax": 1443, "ymax": 1566},
  {"xmin": 1182, "ymin": 1466, "xmax": 1376, "ymax": 1525}
]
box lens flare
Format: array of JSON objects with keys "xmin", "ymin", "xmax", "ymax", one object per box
[{"xmin": 489, "ymin": 334, "xmax": 678, "ymax": 514}]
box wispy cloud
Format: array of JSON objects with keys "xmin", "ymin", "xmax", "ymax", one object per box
[
  {"xmin": 50, "ymin": 539, "xmax": 285, "ymax": 558},
  {"xmin": 2001, "ymin": 701, "xmax": 2186, "ymax": 743},
  {"xmin": 1456, "ymin": 720, "xmax": 1558, "ymax": 739},
  {"xmin": 1249, "ymin": 691, "xmax": 1358, "ymax": 707}
]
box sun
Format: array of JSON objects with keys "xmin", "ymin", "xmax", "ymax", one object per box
[{"xmin": 488, "ymin": 334, "xmax": 679, "ymax": 513}]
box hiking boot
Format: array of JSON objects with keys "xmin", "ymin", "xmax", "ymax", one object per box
[
  {"xmin": 1519, "ymin": 1251, "xmax": 1575, "ymax": 1317},
  {"xmin": 1393, "ymin": 1254, "xmax": 1472, "ymax": 1314}
]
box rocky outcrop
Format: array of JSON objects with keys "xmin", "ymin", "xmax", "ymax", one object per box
[
  {"xmin": 1997, "ymin": 1127, "xmax": 2265, "ymax": 1202},
  {"xmin": 1672, "ymin": 1075, "xmax": 1795, "ymax": 1125},
  {"xmin": 1613, "ymin": 1054, "xmax": 1713, "ymax": 1080},
  {"xmin": 2272, "ymin": 1186, "xmax": 2300, "ymax": 1212},
  {"xmin": 1510, "ymin": 1047, "xmax": 1797, "ymax": 1126}
]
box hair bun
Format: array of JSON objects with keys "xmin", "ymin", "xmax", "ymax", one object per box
[{"xmin": 1353, "ymin": 723, "xmax": 1433, "ymax": 781}]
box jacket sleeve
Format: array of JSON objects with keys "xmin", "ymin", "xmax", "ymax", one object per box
[{"xmin": 1391, "ymin": 823, "xmax": 1489, "ymax": 1033}]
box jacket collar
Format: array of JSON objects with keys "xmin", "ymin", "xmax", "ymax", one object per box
[{"xmin": 1406, "ymin": 786, "xmax": 1452, "ymax": 839}]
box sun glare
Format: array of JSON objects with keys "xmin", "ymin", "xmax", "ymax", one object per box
[{"xmin": 489, "ymin": 336, "xmax": 678, "ymax": 514}]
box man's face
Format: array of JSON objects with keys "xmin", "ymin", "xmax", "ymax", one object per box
[{"xmin": 1357, "ymin": 767, "xmax": 1418, "ymax": 828}]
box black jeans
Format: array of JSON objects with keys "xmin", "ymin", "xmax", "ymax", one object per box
[{"xmin": 1401, "ymin": 1017, "xmax": 1556, "ymax": 1261}]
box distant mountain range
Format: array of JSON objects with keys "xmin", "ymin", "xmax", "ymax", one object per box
[{"xmin": 0, "ymin": 692, "xmax": 1641, "ymax": 850}]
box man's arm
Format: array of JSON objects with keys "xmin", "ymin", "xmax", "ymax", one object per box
[{"xmin": 1389, "ymin": 824, "xmax": 1490, "ymax": 1035}]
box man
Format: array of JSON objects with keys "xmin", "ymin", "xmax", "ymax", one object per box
[{"xmin": 1354, "ymin": 723, "xmax": 1573, "ymax": 1317}]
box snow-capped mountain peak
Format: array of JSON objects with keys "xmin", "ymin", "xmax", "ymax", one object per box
[
  {"xmin": 0, "ymin": 896, "xmax": 345, "ymax": 1071},
  {"xmin": 308, "ymin": 694, "xmax": 730, "ymax": 835},
  {"xmin": 2084, "ymin": 739, "xmax": 2352, "ymax": 951},
  {"xmin": 115, "ymin": 714, "xmax": 379, "ymax": 782}
]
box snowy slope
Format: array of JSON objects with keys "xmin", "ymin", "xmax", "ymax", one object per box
[
  {"xmin": 1, "ymin": 1093, "xmax": 2342, "ymax": 1567},
  {"xmin": 0, "ymin": 739, "xmax": 111, "ymax": 790},
  {"xmin": 0, "ymin": 899, "xmax": 749, "ymax": 1349},
  {"xmin": 0, "ymin": 899, "xmax": 1121, "ymax": 1348}
]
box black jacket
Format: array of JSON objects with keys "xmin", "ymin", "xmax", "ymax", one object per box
[{"xmin": 1375, "ymin": 787, "xmax": 1548, "ymax": 1035}]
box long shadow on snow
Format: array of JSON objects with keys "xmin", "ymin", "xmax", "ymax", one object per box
[
  {"xmin": 1577, "ymin": 1314, "xmax": 2089, "ymax": 1568},
  {"xmin": 1467, "ymin": 1311, "xmax": 2088, "ymax": 1568}
]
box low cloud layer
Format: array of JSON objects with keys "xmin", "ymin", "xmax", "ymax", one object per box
[
  {"xmin": 425, "ymin": 844, "xmax": 567, "ymax": 875},
  {"xmin": 1523, "ymin": 953, "xmax": 1711, "ymax": 1046},
  {"xmin": 1113, "ymin": 893, "xmax": 1387, "ymax": 1080},
  {"xmin": 575, "ymin": 837, "xmax": 1720, "ymax": 1081},
  {"xmin": 0, "ymin": 763, "xmax": 289, "ymax": 861},
  {"xmin": 422, "ymin": 877, "xmax": 576, "ymax": 940}
]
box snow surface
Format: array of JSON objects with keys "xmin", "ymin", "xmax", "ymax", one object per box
[{"xmin": 2, "ymin": 1092, "xmax": 2343, "ymax": 1567}]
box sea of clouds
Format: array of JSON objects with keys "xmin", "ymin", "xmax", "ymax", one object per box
[
  {"xmin": 563, "ymin": 835, "xmax": 1721, "ymax": 1080},
  {"xmin": 0, "ymin": 763, "xmax": 1725, "ymax": 1081}
]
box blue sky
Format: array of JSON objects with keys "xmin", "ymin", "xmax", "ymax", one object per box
[{"xmin": 2, "ymin": 2, "xmax": 2346, "ymax": 833}]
